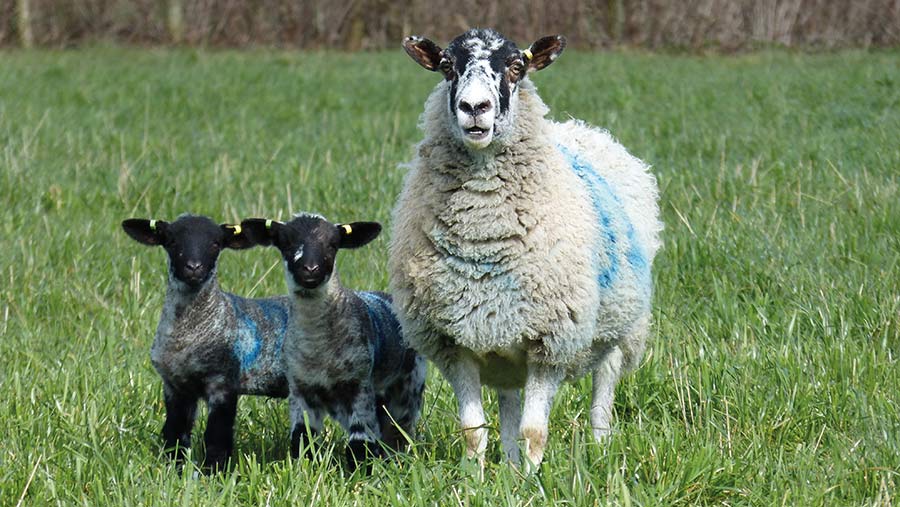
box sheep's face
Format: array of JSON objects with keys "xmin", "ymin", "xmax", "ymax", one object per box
[
  {"xmin": 403, "ymin": 29, "xmax": 566, "ymax": 151},
  {"xmin": 240, "ymin": 215, "xmax": 382, "ymax": 296},
  {"xmin": 122, "ymin": 215, "xmax": 253, "ymax": 290}
]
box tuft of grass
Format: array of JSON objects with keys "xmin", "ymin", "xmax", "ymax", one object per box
[{"xmin": 1, "ymin": 47, "xmax": 898, "ymax": 506}]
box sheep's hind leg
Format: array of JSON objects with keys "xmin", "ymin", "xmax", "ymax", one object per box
[
  {"xmin": 441, "ymin": 357, "xmax": 488, "ymax": 464},
  {"xmin": 345, "ymin": 383, "xmax": 383, "ymax": 473},
  {"xmin": 520, "ymin": 363, "xmax": 565, "ymax": 470},
  {"xmin": 498, "ymin": 388, "xmax": 522, "ymax": 464},
  {"xmin": 591, "ymin": 346, "xmax": 623, "ymax": 441}
]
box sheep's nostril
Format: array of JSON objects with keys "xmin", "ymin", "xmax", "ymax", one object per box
[
  {"xmin": 186, "ymin": 261, "xmax": 202, "ymax": 272},
  {"xmin": 459, "ymin": 101, "xmax": 474, "ymax": 115},
  {"xmin": 473, "ymin": 101, "xmax": 492, "ymax": 115},
  {"xmin": 302, "ymin": 264, "xmax": 320, "ymax": 274}
]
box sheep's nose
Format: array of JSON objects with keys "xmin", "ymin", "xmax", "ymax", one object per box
[
  {"xmin": 185, "ymin": 261, "xmax": 202, "ymax": 273},
  {"xmin": 459, "ymin": 99, "xmax": 492, "ymax": 116},
  {"xmin": 301, "ymin": 264, "xmax": 320, "ymax": 274}
]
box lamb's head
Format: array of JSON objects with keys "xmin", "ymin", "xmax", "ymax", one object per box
[
  {"xmin": 241, "ymin": 214, "xmax": 382, "ymax": 296},
  {"xmin": 122, "ymin": 215, "xmax": 253, "ymax": 290},
  {"xmin": 403, "ymin": 28, "xmax": 565, "ymax": 150}
]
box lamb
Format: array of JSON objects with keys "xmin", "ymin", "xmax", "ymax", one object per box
[
  {"xmin": 390, "ymin": 28, "xmax": 663, "ymax": 468},
  {"xmin": 122, "ymin": 214, "xmax": 309, "ymax": 472},
  {"xmin": 240, "ymin": 213, "xmax": 426, "ymax": 472}
]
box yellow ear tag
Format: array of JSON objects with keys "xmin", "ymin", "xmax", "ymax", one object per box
[
  {"xmin": 149, "ymin": 219, "xmax": 158, "ymax": 231},
  {"xmin": 230, "ymin": 225, "xmax": 242, "ymax": 235},
  {"xmin": 265, "ymin": 219, "xmax": 273, "ymax": 230},
  {"xmin": 342, "ymin": 224, "xmax": 353, "ymax": 235},
  {"xmin": 523, "ymin": 48, "xmax": 533, "ymax": 61}
]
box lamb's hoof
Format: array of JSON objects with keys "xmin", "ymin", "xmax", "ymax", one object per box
[{"xmin": 592, "ymin": 425, "xmax": 613, "ymax": 442}]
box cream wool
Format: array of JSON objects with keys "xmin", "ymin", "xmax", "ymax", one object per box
[{"xmin": 392, "ymin": 29, "xmax": 662, "ymax": 468}]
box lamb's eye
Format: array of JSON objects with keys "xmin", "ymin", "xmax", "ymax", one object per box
[
  {"xmin": 509, "ymin": 62, "xmax": 524, "ymax": 77},
  {"xmin": 211, "ymin": 242, "xmax": 221, "ymax": 250},
  {"xmin": 439, "ymin": 59, "xmax": 453, "ymax": 74}
]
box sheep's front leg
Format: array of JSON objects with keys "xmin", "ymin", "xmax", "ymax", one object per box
[
  {"xmin": 345, "ymin": 383, "xmax": 382, "ymax": 473},
  {"xmin": 441, "ymin": 357, "xmax": 487, "ymax": 462},
  {"xmin": 289, "ymin": 393, "xmax": 324, "ymax": 460},
  {"xmin": 591, "ymin": 347, "xmax": 623, "ymax": 441},
  {"xmin": 520, "ymin": 362, "xmax": 565, "ymax": 470},
  {"xmin": 498, "ymin": 388, "xmax": 522, "ymax": 464},
  {"xmin": 203, "ymin": 385, "xmax": 238, "ymax": 472},
  {"xmin": 161, "ymin": 383, "xmax": 198, "ymax": 466}
]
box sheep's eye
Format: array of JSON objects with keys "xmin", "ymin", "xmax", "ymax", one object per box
[
  {"xmin": 439, "ymin": 59, "xmax": 453, "ymax": 74},
  {"xmin": 509, "ymin": 62, "xmax": 524, "ymax": 77},
  {"xmin": 211, "ymin": 242, "xmax": 221, "ymax": 250}
]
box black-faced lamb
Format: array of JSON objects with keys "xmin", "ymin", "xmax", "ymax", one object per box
[
  {"xmin": 122, "ymin": 214, "xmax": 306, "ymax": 472},
  {"xmin": 391, "ymin": 29, "xmax": 663, "ymax": 468},
  {"xmin": 240, "ymin": 213, "xmax": 426, "ymax": 471}
]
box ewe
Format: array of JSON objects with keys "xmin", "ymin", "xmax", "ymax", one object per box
[{"xmin": 390, "ymin": 28, "xmax": 662, "ymax": 467}]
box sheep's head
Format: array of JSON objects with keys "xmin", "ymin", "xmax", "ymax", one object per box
[
  {"xmin": 241, "ymin": 214, "xmax": 381, "ymax": 296},
  {"xmin": 122, "ymin": 215, "xmax": 253, "ymax": 289},
  {"xmin": 403, "ymin": 28, "xmax": 565, "ymax": 150}
]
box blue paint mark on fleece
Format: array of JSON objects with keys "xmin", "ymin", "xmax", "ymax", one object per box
[
  {"xmin": 358, "ymin": 292, "xmax": 401, "ymax": 367},
  {"xmin": 558, "ymin": 145, "xmax": 649, "ymax": 291},
  {"xmin": 227, "ymin": 294, "xmax": 289, "ymax": 372}
]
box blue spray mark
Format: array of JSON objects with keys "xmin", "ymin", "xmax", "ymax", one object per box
[
  {"xmin": 358, "ymin": 292, "xmax": 400, "ymax": 366},
  {"xmin": 227, "ymin": 294, "xmax": 289, "ymax": 372},
  {"xmin": 558, "ymin": 145, "xmax": 649, "ymax": 291}
]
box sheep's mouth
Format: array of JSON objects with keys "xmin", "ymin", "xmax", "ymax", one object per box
[{"xmin": 464, "ymin": 126, "xmax": 491, "ymax": 140}]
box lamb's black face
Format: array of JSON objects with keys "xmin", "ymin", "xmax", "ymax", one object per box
[
  {"xmin": 240, "ymin": 214, "xmax": 383, "ymax": 296},
  {"xmin": 403, "ymin": 29, "xmax": 566, "ymax": 150},
  {"xmin": 122, "ymin": 215, "xmax": 252, "ymax": 290},
  {"xmin": 273, "ymin": 215, "xmax": 341, "ymax": 291}
]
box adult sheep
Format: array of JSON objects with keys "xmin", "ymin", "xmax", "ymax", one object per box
[{"xmin": 389, "ymin": 28, "xmax": 662, "ymax": 468}]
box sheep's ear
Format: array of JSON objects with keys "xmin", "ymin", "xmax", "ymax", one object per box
[
  {"xmin": 240, "ymin": 219, "xmax": 283, "ymax": 248},
  {"xmin": 403, "ymin": 36, "xmax": 444, "ymax": 71},
  {"xmin": 122, "ymin": 218, "xmax": 167, "ymax": 246},
  {"xmin": 524, "ymin": 35, "xmax": 566, "ymax": 72},
  {"xmin": 337, "ymin": 222, "xmax": 382, "ymax": 249},
  {"xmin": 221, "ymin": 224, "xmax": 254, "ymax": 250}
]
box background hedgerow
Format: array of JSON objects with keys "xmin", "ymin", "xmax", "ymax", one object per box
[{"xmin": 0, "ymin": 48, "xmax": 898, "ymax": 505}]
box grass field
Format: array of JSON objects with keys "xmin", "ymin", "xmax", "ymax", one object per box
[{"xmin": 1, "ymin": 47, "xmax": 899, "ymax": 506}]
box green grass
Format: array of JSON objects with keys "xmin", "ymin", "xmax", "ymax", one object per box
[{"xmin": 1, "ymin": 47, "xmax": 898, "ymax": 506}]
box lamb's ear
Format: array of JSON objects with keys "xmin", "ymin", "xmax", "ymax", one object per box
[
  {"xmin": 221, "ymin": 223, "xmax": 254, "ymax": 250},
  {"xmin": 337, "ymin": 222, "xmax": 382, "ymax": 249},
  {"xmin": 403, "ymin": 36, "xmax": 444, "ymax": 71},
  {"xmin": 524, "ymin": 35, "xmax": 567, "ymax": 72},
  {"xmin": 122, "ymin": 218, "xmax": 167, "ymax": 246},
  {"xmin": 240, "ymin": 219, "xmax": 283, "ymax": 248}
]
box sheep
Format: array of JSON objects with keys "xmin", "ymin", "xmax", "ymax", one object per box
[
  {"xmin": 240, "ymin": 213, "xmax": 426, "ymax": 472},
  {"xmin": 122, "ymin": 214, "xmax": 311, "ymax": 472},
  {"xmin": 390, "ymin": 28, "xmax": 663, "ymax": 468}
]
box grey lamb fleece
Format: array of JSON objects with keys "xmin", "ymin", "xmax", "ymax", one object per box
[{"xmin": 389, "ymin": 73, "xmax": 662, "ymax": 466}]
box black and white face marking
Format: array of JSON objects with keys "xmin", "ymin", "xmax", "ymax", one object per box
[
  {"xmin": 122, "ymin": 215, "xmax": 253, "ymax": 290},
  {"xmin": 403, "ymin": 29, "xmax": 567, "ymax": 150},
  {"xmin": 240, "ymin": 214, "xmax": 382, "ymax": 296}
]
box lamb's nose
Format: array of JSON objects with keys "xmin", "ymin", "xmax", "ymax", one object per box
[
  {"xmin": 302, "ymin": 264, "xmax": 320, "ymax": 274},
  {"xmin": 185, "ymin": 261, "xmax": 202, "ymax": 273},
  {"xmin": 459, "ymin": 99, "xmax": 492, "ymax": 116}
]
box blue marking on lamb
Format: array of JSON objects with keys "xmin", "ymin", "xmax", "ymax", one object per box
[{"xmin": 228, "ymin": 294, "xmax": 290, "ymax": 372}]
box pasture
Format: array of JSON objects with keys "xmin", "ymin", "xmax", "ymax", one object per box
[{"xmin": 1, "ymin": 47, "xmax": 898, "ymax": 505}]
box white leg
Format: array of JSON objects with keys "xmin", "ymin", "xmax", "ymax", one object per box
[
  {"xmin": 497, "ymin": 388, "xmax": 522, "ymax": 464},
  {"xmin": 520, "ymin": 362, "xmax": 565, "ymax": 470},
  {"xmin": 441, "ymin": 357, "xmax": 487, "ymax": 461},
  {"xmin": 591, "ymin": 347, "xmax": 623, "ymax": 441}
]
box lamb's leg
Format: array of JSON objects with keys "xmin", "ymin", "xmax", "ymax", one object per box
[
  {"xmin": 379, "ymin": 354, "xmax": 427, "ymax": 450},
  {"xmin": 203, "ymin": 386, "xmax": 238, "ymax": 472},
  {"xmin": 346, "ymin": 383, "xmax": 382, "ymax": 473},
  {"xmin": 497, "ymin": 388, "xmax": 522, "ymax": 465},
  {"xmin": 289, "ymin": 393, "xmax": 323, "ymax": 460},
  {"xmin": 441, "ymin": 357, "xmax": 487, "ymax": 462},
  {"xmin": 520, "ymin": 362, "xmax": 565, "ymax": 470},
  {"xmin": 161, "ymin": 383, "xmax": 197, "ymax": 466},
  {"xmin": 591, "ymin": 346, "xmax": 623, "ymax": 441}
]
